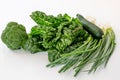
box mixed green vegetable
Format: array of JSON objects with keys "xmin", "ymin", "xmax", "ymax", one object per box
[{"xmin": 1, "ymin": 11, "xmax": 116, "ymax": 76}]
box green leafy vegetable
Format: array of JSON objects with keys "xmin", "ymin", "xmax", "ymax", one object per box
[
  {"xmin": 1, "ymin": 22, "xmax": 28, "ymax": 50},
  {"xmin": 30, "ymin": 11, "xmax": 90, "ymax": 62},
  {"xmin": 48, "ymin": 49, "xmax": 61, "ymax": 62},
  {"xmin": 22, "ymin": 34, "xmax": 45, "ymax": 53},
  {"xmin": 30, "ymin": 11, "xmax": 72, "ymax": 27}
]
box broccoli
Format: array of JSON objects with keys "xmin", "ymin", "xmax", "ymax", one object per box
[{"xmin": 1, "ymin": 22, "xmax": 28, "ymax": 50}]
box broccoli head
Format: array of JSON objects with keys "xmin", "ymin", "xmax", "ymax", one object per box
[{"xmin": 1, "ymin": 22, "xmax": 28, "ymax": 50}]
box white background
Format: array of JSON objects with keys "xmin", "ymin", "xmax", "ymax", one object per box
[{"xmin": 0, "ymin": 0, "xmax": 120, "ymax": 80}]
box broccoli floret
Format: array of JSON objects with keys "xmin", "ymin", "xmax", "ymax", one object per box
[{"xmin": 1, "ymin": 22, "xmax": 28, "ymax": 50}]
